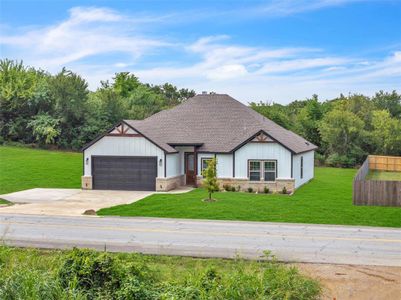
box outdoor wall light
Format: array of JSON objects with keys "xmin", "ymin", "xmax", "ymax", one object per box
[
  {"xmin": 159, "ymin": 158, "xmax": 163, "ymax": 166},
  {"xmin": 86, "ymin": 157, "xmax": 89, "ymax": 165}
]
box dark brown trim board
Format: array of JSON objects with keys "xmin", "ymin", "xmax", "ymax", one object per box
[
  {"xmin": 291, "ymin": 153, "xmax": 293, "ymax": 178},
  {"xmin": 82, "ymin": 121, "xmax": 124, "ymax": 151},
  {"xmin": 232, "ymin": 151, "xmax": 235, "ymax": 177},
  {"xmin": 122, "ymin": 121, "xmax": 177, "ymax": 154},
  {"xmin": 295, "ymin": 148, "xmax": 317, "ymax": 155},
  {"xmin": 231, "ymin": 130, "xmax": 296, "ymax": 155},
  {"xmin": 194, "ymin": 146, "xmax": 198, "ymax": 187},
  {"xmin": 168, "ymin": 143, "xmax": 204, "ymax": 147},
  {"xmin": 82, "ymin": 120, "xmax": 177, "ymax": 154},
  {"xmin": 106, "ymin": 133, "xmax": 143, "ymax": 137},
  {"xmin": 164, "ymin": 152, "xmax": 167, "ymax": 178}
]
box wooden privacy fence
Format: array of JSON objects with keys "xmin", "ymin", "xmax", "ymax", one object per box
[
  {"xmin": 353, "ymin": 155, "xmax": 401, "ymax": 207},
  {"xmin": 368, "ymin": 155, "xmax": 401, "ymax": 171}
]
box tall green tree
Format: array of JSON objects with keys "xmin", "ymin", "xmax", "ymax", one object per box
[
  {"xmin": 249, "ymin": 101, "xmax": 292, "ymax": 129},
  {"xmin": 296, "ymin": 95, "xmax": 323, "ymax": 147},
  {"xmin": 148, "ymin": 83, "xmax": 195, "ymax": 106},
  {"xmin": 113, "ymin": 72, "xmax": 141, "ymax": 98},
  {"xmin": 28, "ymin": 113, "xmax": 60, "ymax": 145},
  {"xmin": 0, "ymin": 59, "xmax": 50, "ymax": 142},
  {"xmin": 372, "ymin": 90, "xmax": 401, "ymax": 118},
  {"xmin": 371, "ymin": 110, "xmax": 401, "ymax": 155},
  {"xmin": 319, "ymin": 109, "xmax": 365, "ymax": 165},
  {"xmin": 49, "ymin": 68, "xmax": 89, "ymax": 149}
]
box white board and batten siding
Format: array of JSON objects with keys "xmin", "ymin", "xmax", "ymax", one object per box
[
  {"xmin": 84, "ymin": 136, "xmax": 165, "ymax": 177},
  {"xmin": 234, "ymin": 143, "xmax": 292, "ymax": 179},
  {"xmin": 293, "ymin": 150, "xmax": 314, "ymax": 188},
  {"xmin": 216, "ymin": 154, "xmax": 233, "ymax": 178},
  {"xmin": 166, "ymin": 153, "xmax": 180, "ymax": 177},
  {"xmin": 197, "ymin": 153, "xmax": 233, "ymax": 178}
]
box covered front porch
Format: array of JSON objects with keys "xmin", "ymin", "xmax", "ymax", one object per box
[{"xmin": 157, "ymin": 143, "xmax": 204, "ymax": 191}]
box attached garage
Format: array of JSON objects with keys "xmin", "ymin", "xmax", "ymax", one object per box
[
  {"xmin": 92, "ymin": 156, "xmax": 157, "ymax": 191},
  {"xmin": 82, "ymin": 122, "xmax": 169, "ymax": 191}
]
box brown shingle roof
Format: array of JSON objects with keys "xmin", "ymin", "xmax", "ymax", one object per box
[{"xmin": 124, "ymin": 94, "xmax": 317, "ymax": 154}]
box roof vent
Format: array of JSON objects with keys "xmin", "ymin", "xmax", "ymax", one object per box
[{"xmin": 202, "ymin": 91, "xmax": 207, "ymax": 95}]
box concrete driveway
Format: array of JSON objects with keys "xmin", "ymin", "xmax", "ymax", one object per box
[{"xmin": 0, "ymin": 188, "xmax": 190, "ymax": 216}]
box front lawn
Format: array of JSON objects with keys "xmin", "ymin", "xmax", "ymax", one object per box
[
  {"xmin": 99, "ymin": 167, "xmax": 401, "ymax": 227},
  {"xmin": 0, "ymin": 146, "xmax": 82, "ymax": 195},
  {"xmin": 367, "ymin": 170, "xmax": 401, "ymax": 181}
]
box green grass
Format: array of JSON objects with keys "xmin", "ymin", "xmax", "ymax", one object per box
[
  {"xmin": 0, "ymin": 198, "xmax": 11, "ymax": 205},
  {"xmin": 0, "ymin": 145, "xmax": 82, "ymax": 195},
  {"xmin": 99, "ymin": 167, "xmax": 401, "ymax": 228},
  {"xmin": 0, "ymin": 246, "xmax": 321, "ymax": 299},
  {"xmin": 1, "ymin": 145, "xmax": 399, "ymax": 227},
  {"xmin": 367, "ymin": 170, "xmax": 401, "ymax": 181}
]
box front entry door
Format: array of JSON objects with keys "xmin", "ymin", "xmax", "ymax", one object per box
[{"xmin": 185, "ymin": 152, "xmax": 195, "ymax": 185}]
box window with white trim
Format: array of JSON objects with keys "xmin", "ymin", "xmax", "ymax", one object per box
[
  {"xmin": 248, "ymin": 160, "xmax": 277, "ymax": 181},
  {"xmin": 264, "ymin": 161, "xmax": 276, "ymax": 181},
  {"xmin": 201, "ymin": 158, "xmax": 212, "ymax": 177},
  {"xmin": 249, "ymin": 161, "xmax": 261, "ymax": 181}
]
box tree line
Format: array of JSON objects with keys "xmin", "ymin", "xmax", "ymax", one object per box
[
  {"xmin": 251, "ymin": 91, "xmax": 401, "ymax": 166},
  {"xmin": 0, "ymin": 59, "xmax": 195, "ymax": 150},
  {"xmin": 1, "ymin": 59, "xmax": 400, "ymax": 167}
]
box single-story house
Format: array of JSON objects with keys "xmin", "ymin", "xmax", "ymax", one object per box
[{"xmin": 82, "ymin": 94, "xmax": 317, "ymax": 192}]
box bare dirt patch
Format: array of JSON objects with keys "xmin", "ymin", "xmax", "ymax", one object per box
[{"xmin": 296, "ymin": 263, "xmax": 401, "ymax": 300}]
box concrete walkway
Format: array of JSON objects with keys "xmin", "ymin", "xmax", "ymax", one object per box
[
  {"xmin": 0, "ymin": 187, "xmax": 191, "ymax": 216},
  {"xmin": 1, "ymin": 214, "xmax": 400, "ymax": 266}
]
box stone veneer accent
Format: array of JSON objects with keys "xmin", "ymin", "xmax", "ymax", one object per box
[
  {"xmin": 197, "ymin": 176, "xmax": 295, "ymax": 193},
  {"xmin": 82, "ymin": 174, "xmax": 293, "ymax": 193},
  {"xmin": 81, "ymin": 176, "xmax": 93, "ymax": 190},
  {"xmin": 156, "ymin": 175, "xmax": 185, "ymax": 191}
]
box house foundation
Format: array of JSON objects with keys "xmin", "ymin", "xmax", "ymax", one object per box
[
  {"xmin": 197, "ymin": 177, "xmax": 295, "ymax": 193},
  {"xmin": 156, "ymin": 175, "xmax": 185, "ymax": 191}
]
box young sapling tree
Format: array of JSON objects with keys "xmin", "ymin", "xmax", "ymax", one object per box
[{"xmin": 202, "ymin": 157, "xmax": 219, "ymax": 201}]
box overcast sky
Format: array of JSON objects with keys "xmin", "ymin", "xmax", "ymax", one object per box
[{"xmin": 1, "ymin": 0, "xmax": 400, "ymax": 103}]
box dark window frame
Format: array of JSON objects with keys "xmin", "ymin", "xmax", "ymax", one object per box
[
  {"xmin": 247, "ymin": 159, "xmax": 277, "ymax": 182},
  {"xmin": 264, "ymin": 161, "xmax": 276, "ymax": 182},
  {"xmin": 300, "ymin": 156, "xmax": 304, "ymax": 179},
  {"xmin": 249, "ymin": 160, "xmax": 261, "ymax": 181}
]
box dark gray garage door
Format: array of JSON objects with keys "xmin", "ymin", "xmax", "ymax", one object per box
[{"xmin": 92, "ymin": 156, "xmax": 157, "ymax": 191}]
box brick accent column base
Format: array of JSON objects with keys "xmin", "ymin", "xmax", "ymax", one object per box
[
  {"xmin": 156, "ymin": 175, "xmax": 185, "ymax": 191},
  {"xmin": 81, "ymin": 176, "xmax": 93, "ymax": 189}
]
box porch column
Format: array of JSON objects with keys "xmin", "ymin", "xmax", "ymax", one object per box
[{"xmin": 194, "ymin": 146, "xmax": 198, "ymax": 187}]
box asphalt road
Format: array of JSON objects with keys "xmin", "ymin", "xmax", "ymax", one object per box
[{"xmin": 1, "ymin": 214, "xmax": 400, "ymax": 266}]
